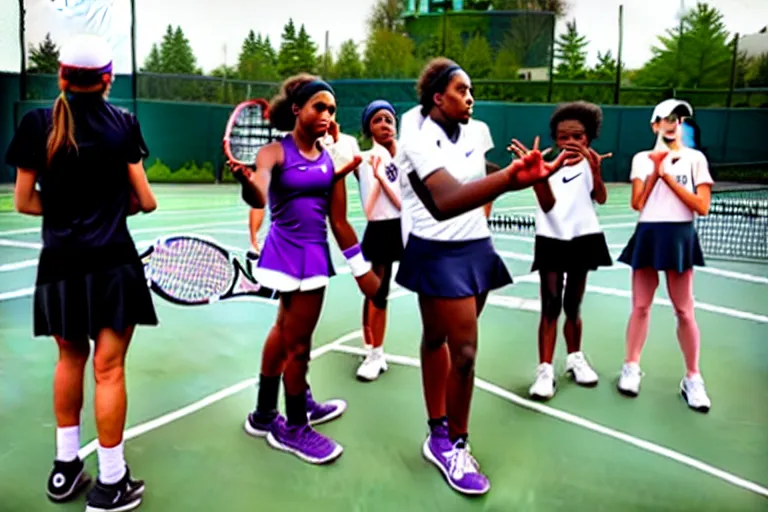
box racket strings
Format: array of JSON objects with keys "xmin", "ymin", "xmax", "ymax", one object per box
[
  {"xmin": 229, "ymin": 105, "xmax": 274, "ymax": 164},
  {"xmin": 147, "ymin": 239, "xmax": 235, "ymax": 302}
]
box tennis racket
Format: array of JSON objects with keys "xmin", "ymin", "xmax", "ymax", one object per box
[
  {"xmin": 139, "ymin": 235, "xmax": 279, "ymax": 306},
  {"xmin": 223, "ymin": 98, "xmax": 276, "ymax": 169}
]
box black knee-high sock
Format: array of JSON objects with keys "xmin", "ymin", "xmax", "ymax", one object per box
[
  {"xmin": 255, "ymin": 374, "xmax": 280, "ymax": 417},
  {"xmin": 285, "ymin": 391, "xmax": 309, "ymax": 427}
]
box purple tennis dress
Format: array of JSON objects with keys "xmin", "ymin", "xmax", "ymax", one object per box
[{"xmin": 252, "ymin": 134, "xmax": 336, "ymax": 292}]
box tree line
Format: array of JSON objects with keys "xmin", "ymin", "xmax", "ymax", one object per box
[{"xmin": 25, "ymin": 1, "xmax": 768, "ymax": 106}]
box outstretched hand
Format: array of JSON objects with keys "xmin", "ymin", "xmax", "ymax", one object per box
[
  {"xmin": 562, "ymin": 143, "xmax": 612, "ymax": 175},
  {"xmin": 505, "ymin": 137, "xmax": 581, "ymax": 189}
]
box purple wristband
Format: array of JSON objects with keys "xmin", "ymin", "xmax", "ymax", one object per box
[{"xmin": 342, "ymin": 244, "xmax": 362, "ymax": 259}]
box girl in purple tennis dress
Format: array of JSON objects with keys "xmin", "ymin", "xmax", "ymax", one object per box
[{"xmin": 230, "ymin": 74, "xmax": 380, "ymax": 465}]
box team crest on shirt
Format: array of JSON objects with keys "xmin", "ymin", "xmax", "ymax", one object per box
[{"xmin": 385, "ymin": 163, "xmax": 398, "ymax": 182}]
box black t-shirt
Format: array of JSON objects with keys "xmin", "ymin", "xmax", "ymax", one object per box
[{"xmin": 5, "ymin": 94, "xmax": 150, "ymax": 281}]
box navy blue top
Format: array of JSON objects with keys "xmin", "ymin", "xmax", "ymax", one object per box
[{"xmin": 5, "ymin": 93, "xmax": 149, "ymax": 282}]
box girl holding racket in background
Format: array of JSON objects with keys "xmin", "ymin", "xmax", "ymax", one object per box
[
  {"xmin": 524, "ymin": 101, "xmax": 613, "ymax": 401},
  {"xmin": 230, "ymin": 74, "xmax": 381, "ymax": 465},
  {"xmin": 6, "ymin": 34, "xmax": 156, "ymax": 511},
  {"xmin": 353, "ymin": 99, "xmax": 402, "ymax": 381},
  {"xmin": 395, "ymin": 57, "xmax": 580, "ymax": 495},
  {"xmin": 617, "ymin": 99, "xmax": 713, "ymax": 413}
]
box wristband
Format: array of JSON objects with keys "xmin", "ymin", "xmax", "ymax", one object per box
[{"xmin": 343, "ymin": 244, "xmax": 371, "ymax": 277}]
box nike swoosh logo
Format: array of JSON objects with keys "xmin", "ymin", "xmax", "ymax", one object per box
[
  {"xmin": 465, "ymin": 149, "xmax": 474, "ymax": 157},
  {"xmin": 671, "ymin": 157, "xmax": 680, "ymax": 165},
  {"xmin": 562, "ymin": 173, "xmax": 582, "ymax": 183}
]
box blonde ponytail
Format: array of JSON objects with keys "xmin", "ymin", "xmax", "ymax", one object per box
[{"xmin": 46, "ymin": 92, "xmax": 77, "ymax": 167}]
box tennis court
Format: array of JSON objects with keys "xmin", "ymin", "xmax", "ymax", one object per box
[{"xmin": 0, "ymin": 182, "xmax": 766, "ymax": 511}]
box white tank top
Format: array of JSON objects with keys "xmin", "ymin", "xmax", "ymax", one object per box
[{"xmin": 358, "ymin": 141, "xmax": 401, "ymax": 221}]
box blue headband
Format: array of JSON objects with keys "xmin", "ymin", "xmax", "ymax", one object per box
[
  {"xmin": 293, "ymin": 80, "xmax": 335, "ymax": 107},
  {"xmin": 361, "ymin": 100, "xmax": 396, "ymax": 136}
]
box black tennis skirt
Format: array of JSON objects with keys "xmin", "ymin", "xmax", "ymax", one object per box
[
  {"xmin": 34, "ymin": 245, "xmax": 158, "ymax": 342},
  {"xmin": 531, "ymin": 233, "xmax": 613, "ymax": 273},
  {"xmin": 395, "ymin": 234, "xmax": 513, "ymax": 298},
  {"xmin": 361, "ymin": 218, "xmax": 404, "ymax": 264}
]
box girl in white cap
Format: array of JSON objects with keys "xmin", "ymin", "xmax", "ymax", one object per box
[
  {"xmin": 617, "ymin": 98, "xmax": 714, "ymax": 412},
  {"xmin": 6, "ymin": 34, "xmax": 155, "ymax": 511}
]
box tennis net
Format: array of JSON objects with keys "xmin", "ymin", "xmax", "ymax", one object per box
[
  {"xmin": 489, "ymin": 190, "xmax": 768, "ymax": 264},
  {"xmin": 694, "ymin": 189, "xmax": 768, "ymax": 262}
]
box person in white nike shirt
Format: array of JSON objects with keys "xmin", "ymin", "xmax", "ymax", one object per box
[{"xmin": 523, "ymin": 101, "xmax": 613, "ymax": 401}]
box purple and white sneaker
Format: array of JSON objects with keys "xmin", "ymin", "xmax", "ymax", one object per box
[
  {"xmin": 266, "ymin": 421, "xmax": 344, "ymax": 464},
  {"xmin": 422, "ymin": 425, "xmax": 489, "ymax": 495},
  {"xmin": 244, "ymin": 411, "xmax": 285, "ymax": 438},
  {"xmin": 306, "ymin": 389, "xmax": 347, "ymax": 425}
]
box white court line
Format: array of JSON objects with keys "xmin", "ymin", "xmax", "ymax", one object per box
[
  {"xmin": 76, "ymin": 329, "xmax": 363, "ymax": 460},
  {"xmin": 0, "ymin": 239, "xmax": 41, "ymax": 249},
  {"xmin": 0, "ymin": 227, "xmax": 39, "ymax": 236},
  {"xmin": 330, "ymin": 344, "xmax": 768, "ymax": 499},
  {"xmin": 0, "ymin": 259, "xmax": 37, "ymax": 272}
]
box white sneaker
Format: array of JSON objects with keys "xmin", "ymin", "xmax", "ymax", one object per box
[
  {"xmin": 529, "ymin": 363, "xmax": 555, "ymax": 400},
  {"xmin": 565, "ymin": 352, "xmax": 599, "ymax": 386},
  {"xmin": 618, "ymin": 362, "xmax": 642, "ymax": 397},
  {"xmin": 681, "ymin": 374, "xmax": 711, "ymax": 413},
  {"xmin": 356, "ymin": 347, "xmax": 388, "ymax": 381}
]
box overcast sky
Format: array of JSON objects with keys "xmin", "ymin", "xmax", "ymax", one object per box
[{"xmin": 1, "ymin": 0, "xmax": 765, "ymax": 74}]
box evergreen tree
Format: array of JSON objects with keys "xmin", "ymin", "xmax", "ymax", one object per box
[
  {"xmin": 367, "ymin": 0, "xmax": 408, "ymax": 33},
  {"xmin": 294, "ymin": 24, "xmax": 319, "ymax": 74},
  {"xmin": 331, "ymin": 40, "xmax": 364, "ymax": 79},
  {"xmin": 28, "ymin": 33, "xmax": 60, "ymax": 74},
  {"xmin": 554, "ymin": 20, "xmax": 588, "ymax": 79},
  {"xmin": 142, "ymin": 43, "xmax": 162, "ymax": 72},
  {"xmin": 590, "ymin": 50, "xmax": 618, "ymax": 81},
  {"xmin": 634, "ymin": 3, "xmax": 734, "ymax": 88},
  {"xmin": 277, "ymin": 19, "xmax": 299, "ymax": 77}
]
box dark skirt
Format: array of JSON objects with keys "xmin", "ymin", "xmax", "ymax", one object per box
[
  {"xmin": 618, "ymin": 221, "xmax": 705, "ymax": 272},
  {"xmin": 34, "ymin": 261, "xmax": 158, "ymax": 342},
  {"xmin": 531, "ymin": 233, "xmax": 613, "ymax": 273},
  {"xmin": 395, "ymin": 234, "xmax": 513, "ymax": 298},
  {"xmin": 362, "ymin": 218, "xmax": 404, "ymax": 264}
]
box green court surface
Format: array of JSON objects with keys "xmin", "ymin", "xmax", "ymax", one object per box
[{"xmin": 1, "ymin": 183, "xmax": 767, "ymax": 511}]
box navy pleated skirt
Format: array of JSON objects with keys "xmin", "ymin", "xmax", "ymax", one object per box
[
  {"xmin": 395, "ymin": 234, "xmax": 513, "ymax": 298},
  {"xmin": 618, "ymin": 221, "xmax": 705, "ymax": 272}
]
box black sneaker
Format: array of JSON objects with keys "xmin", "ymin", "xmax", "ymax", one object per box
[
  {"xmin": 46, "ymin": 457, "xmax": 91, "ymax": 502},
  {"xmin": 85, "ymin": 466, "xmax": 145, "ymax": 512}
]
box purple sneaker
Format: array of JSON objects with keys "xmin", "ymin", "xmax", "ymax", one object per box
[
  {"xmin": 266, "ymin": 421, "xmax": 343, "ymax": 464},
  {"xmin": 422, "ymin": 428, "xmax": 490, "ymax": 495},
  {"xmin": 306, "ymin": 389, "xmax": 347, "ymax": 425},
  {"xmin": 244, "ymin": 411, "xmax": 284, "ymax": 438}
]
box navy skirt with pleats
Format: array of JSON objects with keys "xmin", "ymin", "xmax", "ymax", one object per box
[
  {"xmin": 618, "ymin": 221, "xmax": 705, "ymax": 272},
  {"xmin": 395, "ymin": 234, "xmax": 513, "ymax": 298}
]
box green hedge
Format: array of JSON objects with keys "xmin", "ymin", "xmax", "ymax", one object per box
[{"xmin": 146, "ymin": 159, "xmax": 222, "ymax": 183}]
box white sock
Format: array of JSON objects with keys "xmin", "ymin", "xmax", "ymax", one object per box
[
  {"xmin": 97, "ymin": 442, "xmax": 127, "ymax": 485},
  {"xmin": 56, "ymin": 426, "xmax": 80, "ymax": 462},
  {"xmin": 372, "ymin": 346, "xmax": 384, "ymax": 357}
]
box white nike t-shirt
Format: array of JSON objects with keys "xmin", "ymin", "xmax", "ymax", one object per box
[
  {"xmin": 535, "ymin": 159, "xmax": 603, "ymax": 240},
  {"xmin": 397, "ymin": 116, "xmax": 490, "ymax": 242},
  {"xmin": 630, "ymin": 147, "xmax": 714, "ymax": 223}
]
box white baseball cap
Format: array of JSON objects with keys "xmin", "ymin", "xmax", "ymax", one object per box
[
  {"xmin": 58, "ymin": 34, "xmax": 113, "ymax": 87},
  {"xmin": 650, "ymin": 98, "xmax": 693, "ymax": 123}
]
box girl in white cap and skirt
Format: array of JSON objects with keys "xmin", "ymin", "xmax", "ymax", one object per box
[
  {"xmin": 617, "ymin": 99, "xmax": 714, "ymax": 413},
  {"xmin": 6, "ymin": 34, "xmax": 156, "ymax": 511}
]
